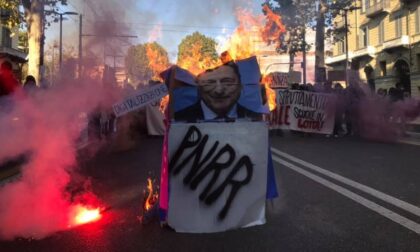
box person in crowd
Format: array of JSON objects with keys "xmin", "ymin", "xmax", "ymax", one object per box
[
  {"xmin": 290, "ymin": 83, "xmax": 300, "ymax": 90},
  {"xmin": 174, "ymin": 62, "xmax": 260, "ymax": 122},
  {"xmin": 323, "ymin": 81, "xmax": 333, "ymax": 93},
  {"xmin": 0, "ymin": 61, "xmax": 19, "ymax": 97},
  {"xmin": 395, "ymin": 82, "xmax": 404, "ymax": 101},
  {"xmin": 344, "ymin": 83, "xmax": 364, "ymax": 136},
  {"xmin": 331, "ymin": 83, "xmax": 345, "ymax": 138},
  {"xmin": 23, "ymin": 75, "xmax": 37, "ymax": 92}
]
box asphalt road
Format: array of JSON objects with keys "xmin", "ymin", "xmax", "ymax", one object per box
[{"xmin": 1, "ymin": 133, "xmax": 420, "ymax": 251}]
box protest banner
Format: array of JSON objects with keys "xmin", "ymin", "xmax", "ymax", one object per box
[
  {"xmin": 269, "ymin": 90, "xmax": 336, "ymax": 134},
  {"xmin": 112, "ymin": 84, "xmax": 168, "ymax": 117},
  {"xmin": 167, "ymin": 122, "xmax": 268, "ymax": 233},
  {"xmin": 268, "ymin": 72, "xmax": 289, "ymax": 89}
]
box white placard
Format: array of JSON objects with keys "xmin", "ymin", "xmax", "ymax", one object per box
[
  {"xmin": 269, "ymin": 90, "xmax": 336, "ymax": 134},
  {"xmin": 168, "ymin": 122, "xmax": 268, "ymax": 233},
  {"xmin": 112, "ymin": 84, "xmax": 168, "ymax": 117}
]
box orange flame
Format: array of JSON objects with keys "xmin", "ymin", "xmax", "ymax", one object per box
[
  {"xmin": 159, "ymin": 95, "xmax": 169, "ymax": 114},
  {"xmin": 220, "ymin": 6, "xmax": 286, "ymax": 62},
  {"xmin": 178, "ymin": 43, "xmax": 221, "ymax": 76},
  {"xmin": 144, "ymin": 178, "xmax": 159, "ymax": 211},
  {"xmin": 146, "ymin": 43, "xmax": 170, "ymax": 81},
  {"xmin": 262, "ymin": 75, "xmax": 277, "ymax": 111},
  {"xmin": 69, "ymin": 204, "xmax": 102, "ymax": 227},
  {"xmin": 261, "ymin": 4, "xmax": 287, "ymax": 50}
]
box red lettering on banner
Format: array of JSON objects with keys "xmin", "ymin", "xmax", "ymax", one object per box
[
  {"xmin": 270, "ymin": 105, "xmax": 291, "ymax": 126},
  {"xmin": 297, "ymin": 119, "xmax": 324, "ymax": 130}
]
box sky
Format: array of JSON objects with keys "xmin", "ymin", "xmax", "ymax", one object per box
[{"xmin": 46, "ymin": 0, "xmax": 268, "ymax": 65}]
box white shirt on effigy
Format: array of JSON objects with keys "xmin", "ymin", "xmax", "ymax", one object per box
[{"xmin": 200, "ymin": 100, "xmax": 238, "ymax": 120}]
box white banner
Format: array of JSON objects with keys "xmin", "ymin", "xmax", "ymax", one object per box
[
  {"xmin": 145, "ymin": 101, "xmax": 165, "ymax": 136},
  {"xmin": 269, "ymin": 90, "xmax": 336, "ymax": 134},
  {"xmin": 168, "ymin": 122, "xmax": 268, "ymax": 233},
  {"xmin": 112, "ymin": 84, "xmax": 168, "ymax": 117}
]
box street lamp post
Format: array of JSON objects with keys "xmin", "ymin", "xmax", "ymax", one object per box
[
  {"xmin": 342, "ymin": 6, "xmax": 361, "ymax": 87},
  {"xmin": 58, "ymin": 11, "xmax": 78, "ymax": 70}
]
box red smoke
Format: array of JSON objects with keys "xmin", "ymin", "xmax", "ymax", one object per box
[{"xmin": 0, "ymin": 78, "xmax": 121, "ymax": 240}]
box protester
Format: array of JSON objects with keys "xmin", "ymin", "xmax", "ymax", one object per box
[
  {"xmin": 331, "ymin": 83, "xmax": 345, "ymax": 138},
  {"xmin": 23, "ymin": 75, "xmax": 37, "ymax": 92},
  {"xmin": 0, "ymin": 61, "xmax": 19, "ymax": 97}
]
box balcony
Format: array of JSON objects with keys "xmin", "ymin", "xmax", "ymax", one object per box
[
  {"xmin": 352, "ymin": 46, "xmax": 376, "ymax": 59},
  {"xmin": 326, "ymin": 53, "xmax": 347, "ymax": 65},
  {"xmin": 383, "ymin": 35, "xmax": 410, "ymax": 51},
  {"xmin": 400, "ymin": 0, "xmax": 416, "ymax": 4},
  {"xmin": 334, "ymin": 19, "xmax": 346, "ymax": 31},
  {"xmin": 366, "ymin": 0, "xmax": 391, "ymax": 18},
  {"xmin": 0, "ymin": 47, "xmax": 27, "ymax": 62}
]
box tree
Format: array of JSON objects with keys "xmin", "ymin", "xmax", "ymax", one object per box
[
  {"xmin": 177, "ymin": 32, "xmax": 219, "ymax": 75},
  {"xmin": 263, "ymin": 1, "xmax": 314, "ymax": 73},
  {"xmin": 125, "ymin": 42, "xmax": 169, "ymax": 85},
  {"xmin": 265, "ymin": 0, "xmax": 354, "ymax": 83},
  {"xmin": 0, "ymin": 0, "xmax": 68, "ymax": 84}
]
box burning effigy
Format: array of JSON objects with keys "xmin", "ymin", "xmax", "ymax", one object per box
[
  {"xmin": 149, "ymin": 4, "xmax": 287, "ymax": 233},
  {"xmin": 156, "ymin": 55, "xmax": 278, "ymax": 233}
]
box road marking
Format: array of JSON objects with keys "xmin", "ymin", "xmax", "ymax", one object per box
[
  {"xmin": 271, "ymin": 147, "xmax": 420, "ymax": 218},
  {"xmin": 272, "ymin": 155, "xmax": 420, "ymax": 235},
  {"xmin": 398, "ymin": 139, "xmax": 420, "ymax": 147}
]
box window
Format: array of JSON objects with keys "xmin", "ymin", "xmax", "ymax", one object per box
[
  {"xmin": 337, "ymin": 39, "xmax": 345, "ymax": 54},
  {"xmin": 1, "ymin": 27, "xmax": 11, "ymax": 48},
  {"xmin": 359, "ymin": 26, "xmax": 369, "ymax": 48},
  {"xmin": 363, "ymin": 0, "xmax": 370, "ymax": 13},
  {"xmin": 378, "ymin": 20, "xmax": 384, "ymax": 45},
  {"xmin": 361, "ymin": 0, "xmax": 367, "ymax": 13},
  {"xmin": 417, "ymin": 54, "xmax": 420, "ymax": 72},
  {"xmin": 395, "ymin": 14, "xmax": 402, "ymax": 38},
  {"xmin": 380, "ymin": 61, "xmax": 387, "ymax": 76},
  {"xmin": 416, "ymin": 6, "xmax": 420, "ymax": 34}
]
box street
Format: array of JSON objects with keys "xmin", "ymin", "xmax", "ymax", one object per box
[{"xmin": 1, "ymin": 133, "xmax": 420, "ymax": 251}]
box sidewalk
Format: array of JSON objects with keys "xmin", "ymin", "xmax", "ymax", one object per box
[{"xmin": 399, "ymin": 131, "xmax": 420, "ymax": 146}]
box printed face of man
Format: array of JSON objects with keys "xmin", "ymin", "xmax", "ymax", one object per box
[{"xmin": 197, "ymin": 65, "xmax": 242, "ymax": 117}]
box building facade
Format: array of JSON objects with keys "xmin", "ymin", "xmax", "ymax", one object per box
[
  {"xmin": 0, "ymin": 9, "xmax": 27, "ymax": 79},
  {"xmin": 326, "ymin": 0, "xmax": 420, "ymax": 98}
]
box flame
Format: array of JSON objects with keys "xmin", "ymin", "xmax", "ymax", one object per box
[
  {"xmin": 261, "ymin": 4, "xmax": 287, "ymax": 50},
  {"xmin": 146, "ymin": 43, "xmax": 170, "ymax": 81},
  {"xmin": 262, "ymin": 75, "xmax": 277, "ymax": 111},
  {"xmin": 219, "ymin": 5, "xmax": 286, "ymax": 62},
  {"xmin": 144, "ymin": 178, "xmax": 158, "ymax": 211},
  {"xmin": 69, "ymin": 204, "xmax": 102, "ymax": 227},
  {"xmin": 178, "ymin": 42, "xmax": 221, "ymax": 76},
  {"xmin": 159, "ymin": 95, "xmax": 169, "ymax": 114}
]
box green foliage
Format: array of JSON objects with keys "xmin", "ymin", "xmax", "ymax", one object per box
[
  {"xmin": 0, "ymin": 0, "xmax": 21, "ymax": 29},
  {"xmin": 125, "ymin": 42, "xmax": 169, "ymax": 84},
  {"xmin": 263, "ymin": 1, "xmax": 314, "ymax": 55},
  {"xmin": 264, "ymin": 0, "xmax": 354, "ymax": 55},
  {"xmin": 0, "ymin": 0, "xmax": 68, "ymax": 29},
  {"xmin": 177, "ymin": 32, "xmax": 218, "ymax": 65}
]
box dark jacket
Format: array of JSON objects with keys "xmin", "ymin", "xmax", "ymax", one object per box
[{"xmin": 174, "ymin": 101, "xmax": 261, "ymax": 122}]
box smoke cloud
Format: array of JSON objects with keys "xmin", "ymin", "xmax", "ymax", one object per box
[
  {"xmin": 0, "ymin": 77, "xmax": 122, "ymax": 240},
  {"xmin": 337, "ymin": 74, "xmax": 420, "ymax": 142}
]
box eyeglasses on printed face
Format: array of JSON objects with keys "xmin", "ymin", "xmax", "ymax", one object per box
[{"xmin": 199, "ymin": 77, "xmax": 240, "ymax": 90}]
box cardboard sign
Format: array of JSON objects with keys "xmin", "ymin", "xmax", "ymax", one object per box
[
  {"xmin": 269, "ymin": 72, "xmax": 289, "ymax": 89},
  {"xmin": 269, "ymin": 90, "xmax": 336, "ymax": 134},
  {"xmin": 112, "ymin": 84, "xmax": 168, "ymax": 117},
  {"xmin": 167, "ymin": 122, "xmax": 268, "ymax": 233}
]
